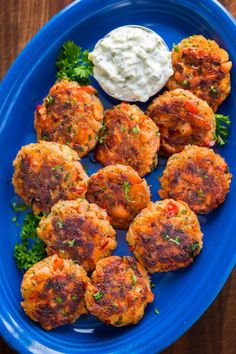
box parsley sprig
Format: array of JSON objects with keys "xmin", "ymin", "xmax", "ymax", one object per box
[
  {"xmin": 14, "ymin": 212, "xmax": 46, "ymax": 270},
  {"xmin": 56, "ymin": 41, "xmax": 93, "ymax": 85},
  {"xmin": 214, "ymin": 114, "xmax": 230, "ymax": 146}
]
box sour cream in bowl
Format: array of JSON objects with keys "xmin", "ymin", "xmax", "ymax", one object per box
[{"xmin": 89, "ymin": 25, "xmax": 174, "ymax": 102}]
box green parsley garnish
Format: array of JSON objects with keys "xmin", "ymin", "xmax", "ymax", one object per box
[
  {"xmin": 11, "ymin": 201, "xmax": 29, "ymax": 212},
  {"xmin": 120, "ymin": 125, "xmax": 126, "ymax": 133},
  {"xmin": 57, "ymin": 219, "xmax": 63, "ymax": 229},
  {"xmin": 214, "ymin": 114, "xmax": 230, "ymax": 146},
  {"xmin": 72, "ymin": 294, "xmax": 78, "ymax": 301},
  {"xmin": 190, "ymin": 242, "xmax": 200, "ymax": 257},
  {"xmin": 93, "ymin": 291, "xmax": 104, "ymax": 300},
  {"xmin": 181, "ymin": 80, "xmax": 189, "ymax": 87},
  {"xmin": 197, "ymin": 190, "xmax": 205, "ymax": 199},
  {"xmin": 97, "ymin": 122, "xmax": 108, "ymax": 144},
  {"xmin": 131, "ymin": 274, "xmax": 137, "ymax": 285},
  {"xmin": 209, "ymin": 86, "xmax": 218, "ymax": 97},
  {"xmin": 68, "ymin": 239, "xmax": 75, "ymax": 247},
  {"xmin": 55, "ymin": 296, "xmax": 63, "ymax": 303},
  {"xmin": 173, "ymin": 44, "xmax": 179, "ymax": 52},
  {"xmin": 52, "ymin": 165, "xmax": 63, "ymax": 172},
  {"xmin": 46, "ymin": 94, "xmax": 54, "ymax": 105},
  {"xmin": 56, "ymin": 41, "xmax": 93, "ymax": 85},
  {"xmin": 123, "ymin": 181, "xmax": 133, "ymax": 203},
  {"xmin": 154, "ymin": 308, "xmax": 160, "ymax": 314},
  {"xmin": 12, "ymin": 216, "xmax": 18, "ymax": 223},
  {"xmin": 14, "ymin": 212, "xmax": 46, "ymax": 270},
  {"xmin": 132, "ymin": 125, "xmax": 140, "ymax": 134},
  {"xmin": 163, "ymin": 233, "xmax": 180, "ymax": 245}
]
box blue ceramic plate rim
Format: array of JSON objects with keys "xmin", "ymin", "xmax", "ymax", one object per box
[{"xmin": 0, "ymin": 0, "xmax": 236, "ymax": 353}]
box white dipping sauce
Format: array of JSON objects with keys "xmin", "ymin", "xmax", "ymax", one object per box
[{"xmin": 89, "ymin": 25, "xmax": 174, "ymax": 102}]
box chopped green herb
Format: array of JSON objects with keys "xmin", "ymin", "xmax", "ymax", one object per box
[
  {"xmin": 12, "ymin": 216, "xmax": 18, "ymax": 223},
  {"xmin": 154, "ymin": 308, "xmax": 160, "ymax": 314},
  {"xmin": 93, "ymin": 291, "xmax": 104, "ymax": 300},
  {"xmin": 173, "ymin": 44, "xmax": 179, "ymax": 52},
  {"xmin": 131, "ymin": 274, "xmax": 137, "ymax": 285},
  {"xmin": 197, "ymin": 190, "xmax": 205, "ymax": 199},
  {"xmin": 72, "ymin": 294, "xmax": 78, "ymax": 301},
  {"xmin": 52, "ymin": 165, "xmax": 63, "ymax": 171},
  {"xmin": 209, "ymin": 85, "xmax": 218, "ymax": 96},
  {"xmin": 203, "ymin": 174, "xmax": 208, "ymax": 179},
  {"xmin": 56, "ymin": 41, "xmax": 93, "ymax": 85},
  {"xmin": 120, "ymin": 125, "xmax": 126, "ymax": 133},
  {"xmin": 55, "ymin": 296, "xmax": 63, "ymax": 303},
  {"xmin": 57, "ymin": 219, "xmax": 63, "ymax": 229},
  {"xmin": 163, "ymin": 233, "xmax": 180, "ymax": 245},
  {"xmin": 68, "ymin": 239, "xmax": 75, "ymax": 247},
  {"xmin": 11, "ymin": 201, "xmax": 29, "ymax": 212},
  {"xmin": 132, "ymin": 125, "xmax": 140, "ymax": 134},
  {"xmin": 123, "ymin": 181, "xmax": 133, "ymax": 203},
  {"xmin": 214, "ymin": 114, "xmax": 230, "ymax": 146},
  {"xmin": 182, "ymin": 80, "xmax": 189, "ymax": 87},
  {"xmin": 191, "ymin": 242, "xmax": 199, "ymax": 256},
  {"xmin": 46, "ymin": 94, "xmax": 54, "ymax": 105},
  {"xmin": 98, "ymin": 123, "xmax": 108, "ymax": 144}
]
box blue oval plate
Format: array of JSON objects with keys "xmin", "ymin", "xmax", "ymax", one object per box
[{"xmin": 0, "ymin": 0, "xmax": 236, "ymax": 353}]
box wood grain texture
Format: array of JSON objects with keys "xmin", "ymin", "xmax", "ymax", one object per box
[{"xmin": 0, "ymin": 0, "xmax": 236, "ymax": 353}]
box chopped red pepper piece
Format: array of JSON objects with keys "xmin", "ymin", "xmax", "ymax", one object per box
[{"xmin": 166, "ymin": 201, "xmax": 179, "ymax": 216}]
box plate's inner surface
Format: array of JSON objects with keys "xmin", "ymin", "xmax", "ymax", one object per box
[{"xmin": 0, "ymin": 0, "xmax": 235, "ymax": 353}]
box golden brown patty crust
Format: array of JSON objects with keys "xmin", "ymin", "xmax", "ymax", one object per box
[
  {"xmin": 159, "ymin": 145, "xmax": 232, "ymax": 214},
  {"xmin": 21, "ymin": 255, "xmax": 90, "ymax": 330},
  {"xmin": 94, "ymin": 103, "xmax": 160, "ymax": 177},
  {"xmin": 34, "ymin": 79, "xmax": 104, "ymax": 157},
  {"xmin": 37, "ymin": 199, "xmax": 117, "ymax": 271},
  {"xmin": 86, "ymin": 165, "xmax": 151, "ymax": 229},
  {"xmin": 12, "ymin": 141, "xmax": 88, "ymax": 214},
  {"xmin": 85, "ymin": 256, "xmax": 154, "ymax": 327},
  {"xmin": 127, "ymin": 199, "xmax": 203, "ymax": 273},
  {"xmin": 147, "ymin": 89, "xmax": 216, "ymax": 155},
  {"xmin": 166, "ymin": 35, "xmax": 232, "ymax": 112}
]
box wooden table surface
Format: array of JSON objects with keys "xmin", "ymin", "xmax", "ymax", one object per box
[{"xmin": 0, "ymin": 0, "xmax": 236, "ymax": 353}]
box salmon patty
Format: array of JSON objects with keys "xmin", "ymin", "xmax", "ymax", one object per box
[
  {"xmin": 127, "ymin": 199, "xmax": 203, "ymax": 272},
  {"xmin": 21, "ymin": 255, "xmax": 90, "ymax": 330},
  {"xmin": 147, "ymin": 89, "xmax": 216, "ymax": 155},
  {"xmin": 166, "ymin": 35, "xmax": 232, "ymax": 112},
  {"xmin": 12, "ymin": 141, "xmax": 88, "ymax": 214},
  {"xmin": 85, "ymin": 256, "xmax": 153, "ymax": 327},
  {"xmin": 95, "ymin": 103, "xmax": 160, "ymax": 177},
  {"xmin": 159, "ymin": 145, "xmax": 232, "ymax": 213},
  {"xmin": 86, "ymin": 165, "xmax": 151, "ymax": 229},
  {"xmin": 35, "ymin": 79, "xmax": 104, "ymax": 157},
  {"xmin": 37, "ymin": 199, "xmax": 117, "ymax": 271}
]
